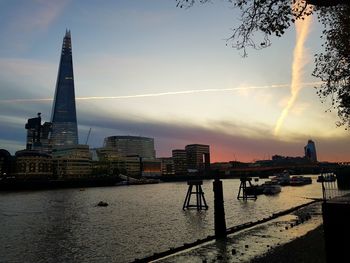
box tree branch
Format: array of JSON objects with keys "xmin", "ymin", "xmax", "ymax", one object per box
[{"xmin": 306, "ymin": 0, "xmax": 350, "ymax": 7}]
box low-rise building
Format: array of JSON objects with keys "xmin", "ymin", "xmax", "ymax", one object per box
[
  {"xmin": 25, "ymin": 113, "xmax": 52, "ymax": 154},
  {"xmin": 142, "ymin": 158, "xmax": 161, "ymax": 177},
  {"xmin": 172, "ymin": 149, "xmax": 187, "ymax": 175},
  {"xmin": 160, "ymin": 157, "xmax": 175, "ymax": 175},
  {"xmin": 185, "ymin": 144, "xmax": 211, "ymax": 175},
  {"xmin": 52, "ymin": 145, "xmax": 92, "ymax": 179},
  {"xmin": 94, "ymin": 147, "xmax": 141, "ymax": 176},
  {"xmin": 15, "ymin": 150, "xmax": 52, "ymax": 179}
]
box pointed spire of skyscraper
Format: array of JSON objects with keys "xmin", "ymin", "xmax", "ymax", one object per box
[
  {"xmin": 50, "ymin": 30, "xmax": 78, "ymax": 148},
  {"xmin": 65, "ymin": 28, "xmax": 71, "ymax": 38}
]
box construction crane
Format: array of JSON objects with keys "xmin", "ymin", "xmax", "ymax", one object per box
[{"xmin": 85, "ymin": 128, "xmax": 91, "ymax": 145}]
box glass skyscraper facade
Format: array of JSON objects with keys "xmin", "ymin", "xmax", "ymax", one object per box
[
  {"xmin": 304, "ymin": 139, "xmax": 317, "ymax": 162},
  {"xmin": 103, "ymin": 136, "xmax": 156, "ymax": 159},
  {"xmin": 50, "ymin": 30, "xmax": 78, "ymax": 148}
]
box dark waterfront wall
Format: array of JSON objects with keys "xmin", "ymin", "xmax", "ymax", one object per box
[{"xmin": 322, "ymin": 198, "xmax": 350, "ymax": 263}]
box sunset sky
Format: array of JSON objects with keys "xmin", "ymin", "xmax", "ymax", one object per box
[{"xmin": 0, "ymin": 0, "xmax": 349, "ymax": 162}]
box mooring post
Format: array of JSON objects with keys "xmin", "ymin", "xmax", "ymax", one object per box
[
  {"xmin": 183, "ymin": 180, "xmax": 208, "ymax": 210},
  {"xmin": 213, "ymin": 178, "xmax": 227, "ymax": 239}
]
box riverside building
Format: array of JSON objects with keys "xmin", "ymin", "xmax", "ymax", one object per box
[
  {"xmin": 304, "ymin": 139, "xmax": 317, "ymax": 162},
  {"xmin": 25, "ymin": 113, "xmax": 52, "ymax": 154},
  {"xmin": 185, "ymin": 144, "xmax": 210, "ymax": 174},
  {"xmin": 160, "ymin": 157, "xmax": 175, "ymax": 175},
  {"xmin": 172, "ymin": 149, "xmax": 187, "ymax": 175},
  {"xmin": 15, "ymin": 150, "xmax": 53, "ymax": 179},
  {"xmin": 95, "ymin": 148, "xmax": 141, "ymax": 176},
  {"xmin": 103, "ymin": 136, "xmax": 156, "ymax": 159},
  {"xmin": 52, "ymin": 145, "xmax": 92, "ymax": 179}
]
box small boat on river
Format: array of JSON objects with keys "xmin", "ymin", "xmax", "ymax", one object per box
[
  {"xmin": 246, "ymin": 181, "xmax": 281, "ymax": 195},
  {"xmin": 290, "ymin": 175, "xmax": 312, "ymax": 186},
  {"xmin": 262, "ymin": 181, "xmax": 282, "ymax": 195},
  {"xmin": 271, "ymin": 170, "xmax": 290, "ymax": 185}
]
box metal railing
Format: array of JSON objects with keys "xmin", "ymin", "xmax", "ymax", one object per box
[{"xmin": 319, "ymin": 172, "xmax": 350, "ymax": 201}]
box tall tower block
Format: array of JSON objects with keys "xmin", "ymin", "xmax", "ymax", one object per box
[
  {"xmin": 304, "ymin": 139, "xmax": 317, "ymax": 162},
  {"xmin": 50, "ymin": 30, "xmax": 78, "ymax": 147}
]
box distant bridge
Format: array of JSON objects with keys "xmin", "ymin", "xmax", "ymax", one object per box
[{"xmin": 219, "ymin": 163, "xmax": 340, "ymax": 177}]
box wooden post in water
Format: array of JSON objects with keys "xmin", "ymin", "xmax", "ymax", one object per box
[
  {"xmin": 182, "ymin": 180, "xmax": 208, "ymax": 210},
  {"xmin": 213, "ymin": 178, "xmax": 227, "ymax": 239}
]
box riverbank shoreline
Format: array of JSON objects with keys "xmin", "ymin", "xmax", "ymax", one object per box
[
  {"xmin": 135, "ymin": 200, "xmax": 321, "ymax": 263},
  {"xmin": 250, "ymin": 225, "xmax": 326, "ymax": 263}
]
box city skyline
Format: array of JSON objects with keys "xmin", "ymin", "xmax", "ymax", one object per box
[{"xmin": 0, "ymin": 1, "xmax": 350, "ymax": 162}]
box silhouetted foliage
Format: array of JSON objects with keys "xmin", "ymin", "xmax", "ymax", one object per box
[
  {"xmin": 176, "ymin": 0, "xmax": 350, "ymax": 128},
  {"xmin": 313, "ymin": 6, "xmax": 350, "ymax": 129}
]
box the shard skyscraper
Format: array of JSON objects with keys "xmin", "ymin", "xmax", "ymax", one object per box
[{"xmin": 50, "ymin": 30, "xmax": 79, "ymax": 148}]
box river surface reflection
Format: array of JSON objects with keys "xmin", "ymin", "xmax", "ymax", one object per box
[{"xmin": 0, "ymin": 177, "xmax": 322, "ymax": 263}]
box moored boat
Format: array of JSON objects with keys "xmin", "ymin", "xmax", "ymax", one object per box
[
  {"xmin": 290, "ymin": 175, "xmax": 312, "ymax": 186},
  {"xmin": 262, "ymin": 181, "xmax": 281, "ymax": 195},
  {"xmin": 271, "ymin": 170, "xmax": 290, "ymax": 185}
]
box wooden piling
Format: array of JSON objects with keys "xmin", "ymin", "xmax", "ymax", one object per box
[{"xmin": 213, "ymin": 178, "xmax": 227, "ymax": 239}]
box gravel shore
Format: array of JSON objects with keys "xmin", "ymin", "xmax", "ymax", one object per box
[{"xmin": 250, "ymin": 225, "xmax": 326, "ymax": 263}]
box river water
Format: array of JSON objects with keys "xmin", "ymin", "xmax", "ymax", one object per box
[{"xmin": 0, "ymin": 176, "xmax": 322, "ymax": 263}]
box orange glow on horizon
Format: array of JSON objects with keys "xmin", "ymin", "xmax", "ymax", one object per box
[{"xmin": 209, "ymin": 144, "xmax": 350, "ymax": 163}]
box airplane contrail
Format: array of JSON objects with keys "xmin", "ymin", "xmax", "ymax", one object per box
[
  {"xmin": 0, "ymin": 82, "xmax": 321, "ymax": 103},
  {"xmin": 274, "ymin": 15, "xmax": 313, "ymax": 136}
]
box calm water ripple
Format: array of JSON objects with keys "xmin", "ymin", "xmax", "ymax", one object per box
[{"xmin": 0, "ymin": 176, "xmax": 322, "ymax": 263}]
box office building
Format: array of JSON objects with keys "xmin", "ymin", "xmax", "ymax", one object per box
[
  {"xmin": 172, "ymin": 149, "xmax": 187, "ymax": 175},
  {"xmin": 50, "ymin": 30, "xmax": 79, "ymax": 148},
  {"xmin": 25, "ymin": 113, "xmax": 52, "ymax": 153},
  {"xmin": 185, "ymin": 144, "xmax": 210, "ymax": 174},
  {"xmin": 52, "ymin": 145, "xmax": 92, "ymax": 178},
  {"xmin": 103, "ymin": 136, "xmax": 156, "ymax": 159},
  {"xmin": 160, "ymin": 157, "xmax": 175, "ymax": 175},
  {"xmin": 94, "ymin": 148, "xmax": 141, "ymax": 176},
  {"xmin": 142, "ymin": 159, "xmax": 161, "ymax": 177},
  {"xmin": 124, "ymin": 156, "xmax": 142, "ymax": 176},
  {"xmin": 304, "ymin": 139, "xmax": 317, "ymax": 162}
]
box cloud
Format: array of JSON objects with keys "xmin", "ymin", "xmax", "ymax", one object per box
[
  {"xmin": 75, "ymin": 109, "xmax": 350, "ymax": 162},
  {"xmin": 10, "ymin": 1, "xmax": 68, "ymax": 32},
  {"xmin": 274, "ymin": 16, "xmax": 312, "ymax": 136},
  {"xmin": 1, "ymin": 103, "xmax": 349, "ymax": 162},
  {"xmin": 0, "ymin": 81, "xmax": 322, "ymax": 103},
  {"xmin": 3, "ymin": 0, "xmax": 70, "ymax": 52},
  {"xmin": 290, "ymin": 102, "xmax": 311, "ymax": 116},
  {"xmin": 0, "ymin": 58, "xmax": 56, "ymax": 99}
]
